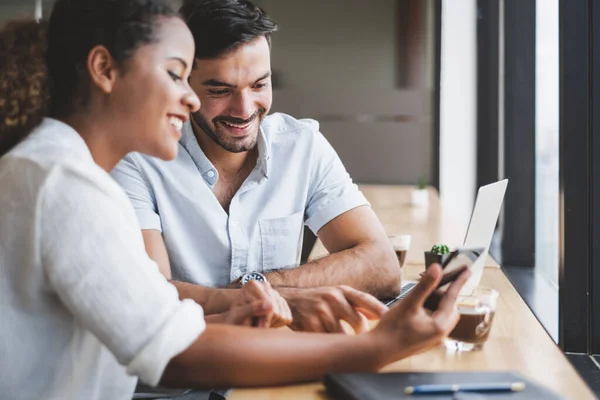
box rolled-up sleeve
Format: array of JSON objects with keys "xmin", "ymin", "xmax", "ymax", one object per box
[
  {"xmin": 304, "ymin": 124, "xmax": 370, "ymax": 234},
  {"xmin": 111, "ymin": 154, "xmax": 162, "ymax": 231},
  {"xmin": 40, "ymin": 165, "xmax": 205, "ymax": 386}
]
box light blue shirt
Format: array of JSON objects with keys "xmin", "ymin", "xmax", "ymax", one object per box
[{"xmin": 111, "ymin": 113, "xmax": 369, "ymax": 287}]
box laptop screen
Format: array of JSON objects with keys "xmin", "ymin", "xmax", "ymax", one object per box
[{"xmin": 460, "ymin": 179, "xmax": 508, "ymax": 293}]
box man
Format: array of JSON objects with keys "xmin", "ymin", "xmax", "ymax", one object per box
[{"xmin": 111, "ymin": 0, "xmax": 401, "ymax": 333}]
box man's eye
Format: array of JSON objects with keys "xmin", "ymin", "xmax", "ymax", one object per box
[
  {"xmin": 209, "ymin": 89, "xmax": 229, "ymax": 95},
  {"xmin": 254, "ymin": 83, "xmax": 268, "ymax": 89},
  {"xmin": 168, "ymin": 71, "xmax": 182, "ymax": 81}
]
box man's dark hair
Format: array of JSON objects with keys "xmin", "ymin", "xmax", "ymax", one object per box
[{"xmin": 179, "ymin": 0, "xmax": 278, "ymax": 59}]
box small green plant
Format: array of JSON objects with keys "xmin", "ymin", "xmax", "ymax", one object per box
[
  {"xmin": 417, "ymin": 176, "xmax": 427, "ymax": 190},
  {"xmin": 430, "ymin": 244, "xmax": 450, "ymax": 255}
]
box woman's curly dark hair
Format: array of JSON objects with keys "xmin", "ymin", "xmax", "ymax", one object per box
[
  {"xmin": 0, "ymin": 20, "xmax": 48, "ymax": 156},
  {"xmin": 0, "ymin": 0, "xmax": 178, "ymax": 158}
]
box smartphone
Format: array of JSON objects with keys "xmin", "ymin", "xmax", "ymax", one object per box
[
  {"xmin": 383, "ymin": 248, "xmax": 485, "ymax": 308},
  {"xmin": 424, "ymin": 247, "xmax": 485, "ymax": 311},
  {"xmin": 433, "ymin": 246, "xmax": 485, "ymax": 288},
  {"xmin": 441, "ymin": 247, "xmax": 485, "ymax": 274}
]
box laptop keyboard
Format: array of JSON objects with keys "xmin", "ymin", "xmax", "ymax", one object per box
[{"xmin": 384, "ymin": 282, "xmax": 417, "ymax": 307}]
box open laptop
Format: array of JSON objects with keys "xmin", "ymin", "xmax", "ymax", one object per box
[
  {"xmin": 385, "ymin": 179, "xmax": 508, "ymax": 305},
  {"xmin": 460, "ymin": 179, "xmax": 508, "ymax": 293}
]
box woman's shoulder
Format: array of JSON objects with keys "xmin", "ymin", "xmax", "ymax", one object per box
[
  {"xmin": 1, "ymin": 118, "xmax": 120, "ymax": 201},
  {"xmin": 9, "ymin": 118, "xmax": 91, "ymax": 166}
]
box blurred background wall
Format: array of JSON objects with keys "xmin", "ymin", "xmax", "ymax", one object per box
[
  {"xmin": 0, "ymin": 0, "xmax": 39, "ymax": 23},
  {"xmin": 3, "ymin": 0, "xmax": 439, "ymax": 188},
  {"xmin": 256, "ymin": 0, "xmax": 435, "ymax": 185}
]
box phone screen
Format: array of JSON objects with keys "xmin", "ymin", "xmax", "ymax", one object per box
[
  {"xmin": 423, "ymin": 248, "xmax": 484, "ymax": 311},
  {"xmin": 442, "ymin": 248, "xmax": 483, "ymax": 273},
  {"xmin": 434, "ymin": 247, "xmax": 485, "ymax": 289}
]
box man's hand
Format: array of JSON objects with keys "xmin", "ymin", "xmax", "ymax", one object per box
[
  {"xmin": 276, "ymin": 286, "xmax": 388, "ymax": 333},
  {"xmin": 235, "ymin": 281, "xmax": 292, "ymax": 328},
  {"xmin": 373, "ymin": 264, "xmax": 471, "ymax": 360}
]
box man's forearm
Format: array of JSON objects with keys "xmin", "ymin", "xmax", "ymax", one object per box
[
  {"xmin": 265, "ymin": 241, "xmax": 401, "ymax": 298},
  {"xmin": 170, "ymin": 280, "xmax": 238, "ymax": 315}
]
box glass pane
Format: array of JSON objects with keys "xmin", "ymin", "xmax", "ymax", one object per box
[{"xmin": 535, "ymin": 0, "xmax": 559, "ymax": 286}]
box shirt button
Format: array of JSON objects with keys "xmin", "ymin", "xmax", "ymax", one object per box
[{"xmin": 206, "ymin": 170, "xmax": 215, "ymax": 178}]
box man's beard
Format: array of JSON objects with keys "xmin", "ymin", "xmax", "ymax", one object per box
[{"xmin": 191, "ymin": 108, "xmax": 267, "ymax": 153}]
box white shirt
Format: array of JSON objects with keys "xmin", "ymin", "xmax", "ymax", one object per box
[
  {"xmin": 111, "ymin": 113, "xmax": 369, "ymax": 287},
  {"xmin": 0, "ymin": 119, "xmax": 206, "ymax": 400}
]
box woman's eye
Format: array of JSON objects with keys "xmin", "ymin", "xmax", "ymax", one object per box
[{"xmin": 168, "ymin": 71, "xmax": 182, "ymax": 81}]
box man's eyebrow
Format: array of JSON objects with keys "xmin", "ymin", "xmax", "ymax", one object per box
[
  {"xmin": 201, "ymin": 72, "xmax": 271, "ymax": 88},
  {"xmin": 253, "ymin": 72, "xmax": 271, "ymax": 84},
  {"xmin": 167, "ymin": 57, "xmax": 188, "ymax": 69},
  {"xmin": 201, "ymin": 79, "xmax": 236, "ymax": 88}
]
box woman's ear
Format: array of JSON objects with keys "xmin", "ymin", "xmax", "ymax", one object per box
[{"xmin": 86, "ymin": 45, "xmax": 117, "ymax": 94}]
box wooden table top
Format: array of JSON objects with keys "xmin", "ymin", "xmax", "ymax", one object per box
[{"xmin": 230, "ymin": 185, "xmax": 593, "ymax": 400}]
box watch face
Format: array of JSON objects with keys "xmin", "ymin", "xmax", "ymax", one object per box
[{"xmin": 241, "ymin": 272, "xmax": 266, "ymax": 285}]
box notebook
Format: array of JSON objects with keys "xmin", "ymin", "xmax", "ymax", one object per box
[{"xmin": 324, "ymin": 371, "xmax": 564, "ymax": 400}]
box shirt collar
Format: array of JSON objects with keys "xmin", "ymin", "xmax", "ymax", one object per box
[
  {"xmin": 180, "ymin": 120, "xmax": 272, "ymax": 185},
  {"xmin": 36, "ymin": 118, "xmax": 95, "ymax": 163},
  {"xmin": 256, "ymin": 126, "xmax": 271, "ymax": 178},
  {"xmin": 179, "ymin": 121, "xmax": 219, "ymax": 187}
]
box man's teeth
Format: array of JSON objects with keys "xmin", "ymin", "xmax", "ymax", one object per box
[
  {"xmin": 169, "ymin": 117, "xmax": 183, "ymax": 130},
  {"xmin": 222, "ymin": 121, "xmax": 251, "ymax": 129}
]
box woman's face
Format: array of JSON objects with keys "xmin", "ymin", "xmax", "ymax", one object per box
[{"xmin": 108, "ymin": 16, "xmax": 200, "ymax": 161}]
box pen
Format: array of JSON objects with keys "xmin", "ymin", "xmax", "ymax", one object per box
[{"xmin": 404, "ymin": 382, "xmax": 526, "ymax": 395}]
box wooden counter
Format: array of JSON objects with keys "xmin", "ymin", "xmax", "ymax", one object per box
[
  {"xmin": 230, "ymin": 185, "xmax": 593, "ymax": 400},
  {"xmin": 309, "ymin": 185, "xmax": 499, "ymax": 267}
]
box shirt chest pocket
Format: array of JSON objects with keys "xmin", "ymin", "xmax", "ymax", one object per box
[{"xmin": 259, "ymin": 211, "xmax": 304, "ymax": 271}]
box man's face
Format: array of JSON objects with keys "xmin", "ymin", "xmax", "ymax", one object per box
[{"xmin": 189, "ymin": 36, "xmax": 272, "ymax": 153}]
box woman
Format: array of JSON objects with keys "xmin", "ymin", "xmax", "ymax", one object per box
[{"xmin": 0, "ymin": 1, "xmax": 468, "ymax": 399}]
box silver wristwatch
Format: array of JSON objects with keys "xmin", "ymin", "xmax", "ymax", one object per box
[{"xmin": 240, "ymin": 272, "xmax": 267, "ymax": 286}]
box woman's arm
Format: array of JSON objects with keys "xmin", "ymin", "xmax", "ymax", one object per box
[
  {"xmin": 161, "ymin": 264, "xmax": 469, "ymax": 388},
  {"xmin": 163, "ymin": 323, "xmax": 384, "ymax": 388}
]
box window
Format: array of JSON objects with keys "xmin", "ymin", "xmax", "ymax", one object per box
[{"xmin": 535, "ymin": 0, "xmax": 559, "ymax": 287}]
